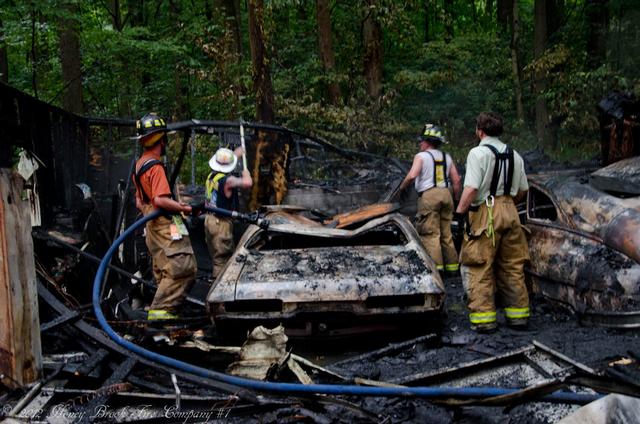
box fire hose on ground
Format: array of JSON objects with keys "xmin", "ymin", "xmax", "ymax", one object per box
[{"xmin": 92, "ymin": 206, "xmax": 603, "ymax": 404}]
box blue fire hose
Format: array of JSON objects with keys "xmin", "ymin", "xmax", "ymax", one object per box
[{"xmin": 92, "ymin": 208, "xmax": 602, "ymax": 404}]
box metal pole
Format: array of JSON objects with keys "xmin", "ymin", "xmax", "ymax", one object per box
[{"xmin": 240, "ymin": 120, "xmax": 248, "ymax": 171}]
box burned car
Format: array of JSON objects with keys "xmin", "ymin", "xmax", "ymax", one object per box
[
  {"xmin": 206, "ymin": 204, "xmax": 445, "ymax": 338},
  {"xmin": 524, "ymin": 160, "xmax": 640, "ymax": 328}
]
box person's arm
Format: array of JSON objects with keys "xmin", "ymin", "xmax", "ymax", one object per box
[
  {"xmin": 449, "ymin": 159, "xmax": 462, "ymax": 202},
  {"xmin": 514, "ymin": 190, "xmax": 527, "ymax": 204},
  {"xmin": 153, "ymin": 195, "xmax": 192, "ymax": 214},
  {"xmin": 146, "ymin": 164, "xmax": 191, "ymax": 214},
  {"xmin": 456, "ymin": 187, "xmax": 478, "ymax": 214},
  {"xmin": 223, "ymin": 169, "xmax": 253, "ymax": 198},
  {"xmin": 397, "ymin": 154, "xmax": 423, "ymax": 194}
]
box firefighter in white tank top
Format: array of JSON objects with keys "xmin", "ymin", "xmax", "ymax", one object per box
[{"xmin": 396, "ymin": 124, "xmax": 462, "ymax": 274}]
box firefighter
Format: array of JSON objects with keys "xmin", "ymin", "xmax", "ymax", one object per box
[
  {"xmin": 455, "ymin": 112, "xmax": 530, "ymax": 333},
  {"xmin": 204, "ymin": 147, "xmax": 252, "ymax": 279},
  {"xmin": 396, "ymin": 124, "xmax": 462, "ymax": 274},
  {"xmin": 132, "ymin": 113, "xmax": 197, "ymax": 322}
]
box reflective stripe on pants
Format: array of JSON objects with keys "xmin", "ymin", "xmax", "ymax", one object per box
[
  {"xmin": 505, "ymin": 307, "xmax": 530, "ymax": 320},
  {"xmin": 470, "ymin": 311, "xmax": 496, "ymax": 324},
  {"xmin": 445, "ymin": 263, "xmax": 460, "ymax": 272}
]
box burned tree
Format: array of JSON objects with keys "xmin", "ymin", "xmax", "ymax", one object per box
[{"xmin": 248, "ymin": 0, "xmax": 289, "ymax": 210}]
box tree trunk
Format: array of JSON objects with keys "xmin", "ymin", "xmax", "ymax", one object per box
[
  {"xmin": 169, "ymin": 0, "xmax": 188, "ymax": 119},
  {"xmin": 215, "ymin": 0, "xmax": 243, "ymax": 59},
  {"xmin": 485, "ymin": 0, "xmax": 494, "ymax": 23},
  {"xmin": 510, "ymin": 0, "xmax": 524, "ymax": 123},
  {"xmin": 58, "ymin": 2, "xmax": 84, "ymax": 114},
  {"xmin": 534, "ymin": 0, "xmax": 553, "ymax": 149},
  {"xmin": 108, "ymin": 0, "xmax": 122, "ymax": 31},
  {"xmin": 0, "ymin": 19, "xmax": 8, "ymax": 83},
  {"xmin": 586, "ymin": 0, "xmax": 609, "ymax": 69},
  {"xmin": 497, "ymin": 0, "xmax": 511, "ymax": 31},
  {"xmin": 363, "ymin": 0, "xmax": 383, "ymax": 98},
  {"xmin": 248, "ymin": 0, "xmax": 275, "ymax": 123},
  {"xmin": 127, "ymin": 0, "xmax": 144, "ymax": 26},
  {"xmin": 424, "ymin": 0, "xmax": 430, "ymax": 43},
  {"xmin": 443, "ymin": 0, "xmax": 454, "ymax": 41},
  {"xmin": 316, "ymin": 0, "xmax": 341, "ymax": 105}
]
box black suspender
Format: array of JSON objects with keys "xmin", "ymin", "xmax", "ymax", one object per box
[
  {"xmin": 133, "ymin": 159, "xmax": 163, "ymax": 203},
  {"xmin": 425, "ymin": 150, "xmax": 449, "ymax": 188},
  {"xmin": 484, "ymin": 145, "xmax": 514, "ymax": 197}
]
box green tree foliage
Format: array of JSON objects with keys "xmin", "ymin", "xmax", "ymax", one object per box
[{"xmin": 1, "ymin": 0, "xmax": 638, "ymax": 164}]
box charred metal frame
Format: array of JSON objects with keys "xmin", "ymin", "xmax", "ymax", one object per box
[
  {"xmin": 525, "ymin": 171, "xmax": 640, "ymax": 328},
  {"xmin": 207, "ymin": 209, "xmax": 446, "ymax": 338}
]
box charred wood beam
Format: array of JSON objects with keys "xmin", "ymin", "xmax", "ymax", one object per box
[
  {"xmin": 569, "ymin": 374, "xmax": 640, "ymax": 398},
  {"xmin": 34, "ymin": 232, "xmax": 205, "ymax": 306},
  {"xmin": 126, "ymin": 374, "xmax": 174, "ymax": 394},
  {"xmin": 76, "ymin": 357, "xmax": 137, "ymax": 424},
  {"xmin": 37, "ymin": 280, "xmax": 258, "ymax": 402},
  {"xmin": 604, "ymin": 367, "xmax": 640, "ymax": 391},
  {"xmin": 41, "ymin": 386, "xmax": 234, "ymax": 402},
  {"xmin": 40, "ymin": 310, "xmax": 80, "ymax": 333},
  {"xmin": 86, "ymin": 116, "xmax": 136, "ymax": 127},
  {"xmin": 329, "ymin": 333, "xmax": 437, "ymax": 369},
  {"xmin": 389, "ymin": 345, "xmax": 535, "ymax": 386},
  {"xmin": 75, "ymin": 348, "xmax": 109, "ymax": 377},
  {"xmin": 169, "ymin": 129, "xmax": 192, "ymax": 189},
  {"xmin": 532, "ymin": 340, "xmax": 598, "ymax": 375}
]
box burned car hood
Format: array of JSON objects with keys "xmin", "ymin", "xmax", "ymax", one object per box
[
  {"xmin": 235, "ymin": 245, "xmax": 435, "ymax": 302},
  {"xmin": 207, "ymin": 211, "xmax": 445, "ymax": 304}
]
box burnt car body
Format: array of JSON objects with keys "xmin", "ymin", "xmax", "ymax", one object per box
[
  {"xmin": 524, "ymin": 163, "xmax": 640, "ymax": 328},
  {"xmin": 206, "ymin": 206, "xmax": 445, "ymax": 338}
]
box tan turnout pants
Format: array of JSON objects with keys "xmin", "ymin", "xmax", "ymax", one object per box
[
  {"xmin": 416, "ymin": 187, "xmax": 459, "ymax": 271},
  {"xmin": 142, "ymin": 206, "xmax": 197, "ymax": 311},
  {"xmin": 204, "ymin": 214, "xmax": 235, "ymax": 279},
  {"xmin": 460, "ymin": 196, "xmax": 530, "ymax": 326}
]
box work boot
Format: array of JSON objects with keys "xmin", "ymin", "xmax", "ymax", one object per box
[
  {"xmin": 506, "ymin": 319, "xmax": 529, "ymax": 330},
  {"xmin": 471, "ymin": 322, "xmax": 498, "ymax": 333},
  {"xmin": 147, "ymin": 309, "xmax": 179, "ymax": 324}
]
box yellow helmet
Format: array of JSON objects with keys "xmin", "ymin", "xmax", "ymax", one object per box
[{"xmin": 418, "ymin": 124, "xmax": 447, "ymax": 144}]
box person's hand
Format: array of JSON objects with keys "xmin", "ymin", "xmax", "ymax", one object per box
[
  {"xmin": 189, "ymin": 201, "xmax": 205, "ymax": 216},
  {"xmin": 242, "ymin": 169, "xmax": 251, "ymax": 178},
  {"xmin": 234, "ymin": 146, "xmax": 245, "ymax": 158},
  {"xmin": 452, "ymin": 211, "xmax": 465, "ymax": 229}
]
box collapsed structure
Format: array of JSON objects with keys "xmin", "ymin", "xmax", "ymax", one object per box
[{"xmin": 1, "ymin": 83, "xmax": 640, "ymax": 423}]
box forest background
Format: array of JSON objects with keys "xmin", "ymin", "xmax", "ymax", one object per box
[{"xmin": 1, "ymin": 0, "xmax": 638, "ymax": 179}]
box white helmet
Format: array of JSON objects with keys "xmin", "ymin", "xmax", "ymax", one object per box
[{"xmin": 208, "ymin": 148, "xmax": 238, "ymax": 173}]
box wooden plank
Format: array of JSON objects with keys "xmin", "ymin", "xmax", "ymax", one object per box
[
  {"xmin": 324, "ymin": 202, "xmax": 400, "ymax": 229},
  {"xmin": 0, "ymin": 169, "xmax": 42, "ymax": 387},
  {"xmin": 75, "ymin": 348, "xmax": 110, "ymax": 377},
  {"xmin": 40, "ymin": 310, "xmax": 80, "ymax": 333},
  {"xmin": 76, "ymin": 357, "xmax": 137, "ymax": 424}
]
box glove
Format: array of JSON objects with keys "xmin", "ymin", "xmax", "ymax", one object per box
[
  {"xmin": 452, "ymin": 212, "xmax": 466, "ymax": 229},
  {"xmin": 189, "ymin": 201, "xmax": 205, "ymax": 217}
]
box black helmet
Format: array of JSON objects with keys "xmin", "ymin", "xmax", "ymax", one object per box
[
  {"xmin": 134, "ymin": 113, "xmax": 168, "ymax": 146},
  {"xmin": 417, "ymin": 124, "xmax": 447, "ymax": 144}
]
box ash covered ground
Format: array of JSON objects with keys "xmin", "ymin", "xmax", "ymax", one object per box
[{"xmin": 225, "ymin": 274, "xmax": 640, "ymax": 424}]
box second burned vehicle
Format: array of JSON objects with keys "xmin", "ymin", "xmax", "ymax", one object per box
[
  {"xmin": 206, "ymin": 204, "xmax": 446, "ymax": 338},
  {"xmin": 524, "ymin": 157, "xmax": 640, "ymax": 328}
]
